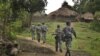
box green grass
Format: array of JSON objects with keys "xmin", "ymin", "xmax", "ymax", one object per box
[{"xmin": 18, "ymin": 22, "xmax": 100, "ymax": 56}]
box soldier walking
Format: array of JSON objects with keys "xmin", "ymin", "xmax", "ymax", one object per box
[
  {"xmin": 31, "ymin": 24, "xmax": 36, "ymax": 40},
  {"xmin": 36, "ymin": 24, "xmax": 42, "ymax": 42},
  {"xmin": 63, "ymin": 21, "xmax": 77, "ymax": 56},
  {"xmin": 53, "ymin": 25, "xmax": 63, "ymax": 52},
  {"xmin": 41, "ymin": 23, "xmax": 48, "ymax": 44}
]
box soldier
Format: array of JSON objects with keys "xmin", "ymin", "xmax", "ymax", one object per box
[
  {"xmin": 41, "ymin": 23, "xmax": 48, "ymax": 44},
  {"xmin": 36, "ymin": 24, "xmax": 42, "ymax": 42},
  {"xmin": 53, "ymin": 25, "xmax": 62, "ymax": 52},
  {"xmin": 31, "ymin": 24, "xmax": 36, "ymax": 40},
  {"xmin": 63, "ymin": 21, "xmax": 76, "ymax": 56}
]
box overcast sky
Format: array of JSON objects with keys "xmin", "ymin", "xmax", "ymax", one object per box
[{"xmin": 45, "ymin": 0, "xmax": 74, "ymax": 14}]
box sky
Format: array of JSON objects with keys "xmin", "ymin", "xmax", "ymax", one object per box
[{"xmin": 45, "ymin": 0, "xmax": 74, "ymax": 14}]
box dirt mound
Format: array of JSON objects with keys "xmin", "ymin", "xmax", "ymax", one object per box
[{"xmin": 17, "ymin": 38, "xmax": 56, "ymax": 56}]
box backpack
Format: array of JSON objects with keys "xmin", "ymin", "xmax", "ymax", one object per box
[
  {"xmin": 63, "ymin": 27, "xmax": 72, "ymax": 40},
  {"xmin": 41, "ymin": 25, "xmax": 47, "ymax": 32},
  {"xmin": 36, "ymin": 26, "xmax": 41, "ymax": 33}
]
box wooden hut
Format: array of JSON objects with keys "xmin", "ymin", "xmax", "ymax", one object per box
[
  {"xmin": 81, "ymin": 12, "xmax": 94, "ymax": 22},
  {"xmin": 48, "ymin": 2, "xmax": 78, "ymax": 21}
]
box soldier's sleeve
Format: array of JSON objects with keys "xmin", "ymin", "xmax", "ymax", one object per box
[{"xmin": 71, "ymin": 28, "xmax": 77, "ymax": 38}]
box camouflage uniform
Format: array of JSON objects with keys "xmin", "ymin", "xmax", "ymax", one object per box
[
  {"xmin": 31, "ymin": 25, "xmax": 36, "ymax": 40},
  {"xmin": 63, "ymin": 26, "xmax": 76, "ymax": 56},
  {"xmin": 36, "ymin": 25, "xmax": 42, "ymax": 42},
  {"xmin": 41, "ymin": 24, "xmax": 48, "ymax": 43},
  {"xmin": 54, "ymin": 27, "xmax": 63, "ymax": 52}
]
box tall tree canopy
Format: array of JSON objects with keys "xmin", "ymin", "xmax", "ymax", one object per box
[{"xmin": 73, "ymin": 0, "xmax": 100, "ymax": 14}]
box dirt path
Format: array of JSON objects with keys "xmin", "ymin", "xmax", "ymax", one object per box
[{"xmin": 17, "ymin": 36, "xmax": 91, "ymax": 56}]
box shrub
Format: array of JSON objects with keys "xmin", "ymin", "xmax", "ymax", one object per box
[{"xmin": 90, "ymin": 20, "xmax": 100, "ymax": 32}]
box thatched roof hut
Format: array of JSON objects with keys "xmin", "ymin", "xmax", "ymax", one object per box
[
  {"xmin": 81, "ymin": 12, "xmax": 94, "ymax": 20},
  {"xmin": 80, "ymin": 12, "xmax": 94, "ymax": 22},
  {"xmin": 48, "ymin": 2, "xmax": 78, "ymax": 21},
  {"xmin": 49, "ymin": 7, "xmax": 78, "ymax": 17}
]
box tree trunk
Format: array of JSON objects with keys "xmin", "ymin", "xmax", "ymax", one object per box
[
  {"xmin": 2, "ymin": 18, "xmax": 6, "ymax": 40},
  {"xmin": 28, "ymin": 13, "xmax": 33, "ymax": 27},
  {"xmin": 21, "ymin": 13, "xmax": 33, "ymax": 28}
]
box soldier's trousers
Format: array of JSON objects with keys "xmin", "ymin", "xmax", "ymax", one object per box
[
  {"xmin": 55, "ymin": 40, "xmax": 62, "ymax": 52},
  {"xmin": 65, "ymin": 38, "xmax": 72, "ymax": 56},
  {"xmin": 37, "ymin": 33, "xmax": 41, "ymax": 42},
  {"xmin": 31, "ymin": 32, "xmax": 35, "ymax": 40},
  {"xmin": 65, "ymin": 38, "xmax": 72, "ymax": 48},
  {"xmin": 42, "ymin": 32, "xmax": 46, "ymax": 43}
]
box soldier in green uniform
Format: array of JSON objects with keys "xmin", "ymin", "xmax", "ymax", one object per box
[
  {"xmin": 41, "ymin": 23, "xmax": 48, "ymax": 44},
  {"xmin": 36, "ymin": 24, "xmax": 42, "ymax": 42},
  {"xmin": 63, "ymin": 21, "xmax": 77, "ymax": 56},
  {"xmin": 53, "ymin": 25, "xmax": 63, "ymax": 52},
  {"xmin": 31, "ymin": 24, "xmax": 36, "ymax": 40}
]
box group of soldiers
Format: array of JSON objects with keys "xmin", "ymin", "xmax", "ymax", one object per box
[
  {"xmin": 31, "ymin": 21, "xmax": 77, "ymax": 56},
  {"xmin": 31, "ymin": 23, "xmax": 48, "ymax": 43}
]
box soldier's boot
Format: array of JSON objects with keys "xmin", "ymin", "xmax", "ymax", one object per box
[
  {"xmin": 65, "ymin": 48, "xmax": 70, "ymax": 56},
  {"xmin": 55, "ymin": 41, "xmax": 58, "ymax": 52},
  {"xmin": 43, "ymin": 38, "xmax": 46, "ymax": 44},
  {"xmin": 59, "ymin": 49, "xmax": 62, "ymax": 53},
  {"xmin": 55, "ymin": 45, "xmax": 58, "ymax": 52},
  {"xmin": 38, "ymin": 38, "xmax": 40, "ymax": 42},
  {"xmin": 43, "ymin": 41, "xmax": 46, "ymax": 44},
  {"xmin": 67, "ymin": 48, "xmax": 71, "ymax": 56}
]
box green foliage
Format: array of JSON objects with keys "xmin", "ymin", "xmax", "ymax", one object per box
[
  {"xmin": 73, "ymin": 0, "xmax": 100, "ymax": 13},
  {"xmin": 10, "ymin": 0, "xmax": 46, "ymax": 27},
  {"xmin": 94, "ymin": 11, "xmax": 100, "ymax": 18},
  {"xmin": 7, "ymin": 31, "xmax": 17, "ymax": 40},
  {"xmin": 23, "ymin": 0, "xmax": 45, "ymax": 13},
  {"xmin": 90, "ymin": 20, "xmax": 100, "ymax": 32},
  {"xmin": 10, "ymin": 20, "xmax": 22, "ymax": 33},
  {"xmin": 11, "ymin": 0, "xmax": 45, "ymax": 13},
  {"xmin": 0, "ymin": 0, "xmax": 46, "ymax": 41}
]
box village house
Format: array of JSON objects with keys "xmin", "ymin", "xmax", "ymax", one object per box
[
  {"xmin": 48, "ymin": 1, "xmax": 78, "ymax": 22},
  {"xmin": 81, "ymin": 12, "xmax": 94, "ymax": 22}
]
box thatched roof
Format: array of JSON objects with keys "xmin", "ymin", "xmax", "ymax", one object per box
[
  {"xmin": 48, "ymin": 2, "xmax": 78, "ymax": 17},
  {"xmin": 81, "ymin": 12, "xmax": 94, "ymax": 20}
]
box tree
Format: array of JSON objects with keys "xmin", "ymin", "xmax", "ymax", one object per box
[
  {"xmin": 73, "ymin": 0, "xmax": 100, "ymax": 14},
  {"xmin": 0, "ymin": 0, "xmax": 12, "ymax": 40},
  {"xmin": 0, "ymin": 0, "xmax": 46, "ymax": 41},
  {"xmin": 73, "ymin": 0, "xmax": 100, "ymax": 32},
  {"xmin": 23, "ymin": 0, "xmax": 46, "ymax": 27}
]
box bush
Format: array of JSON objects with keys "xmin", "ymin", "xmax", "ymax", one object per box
[
  {"xmin": 8, "ymin": 31, "xmax": 17, "ymax": 40},
  {"xmin": 94, "ymin": 11, "xmax": 100, "ymax": 19},
  {"xmin": 90, "ymin": 20, "xmax": 100, "ymax": 32},
  {"xmin": 10, "ymin": 20, "xmax": 23, "ymax": 33}
]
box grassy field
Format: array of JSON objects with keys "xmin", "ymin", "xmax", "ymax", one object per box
[{"xmin": 18, "ymin": 22, "xmax": 100, "ymax": 56}]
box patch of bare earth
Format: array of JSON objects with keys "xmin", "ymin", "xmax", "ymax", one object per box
[{"xmin": 17, "ymin": 36, "xmax": 91, "ymax": 56}]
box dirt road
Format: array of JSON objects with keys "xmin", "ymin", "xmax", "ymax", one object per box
[{"xmin": 17, "ymin": 36, "xmax": 91, "ymax": 56}]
